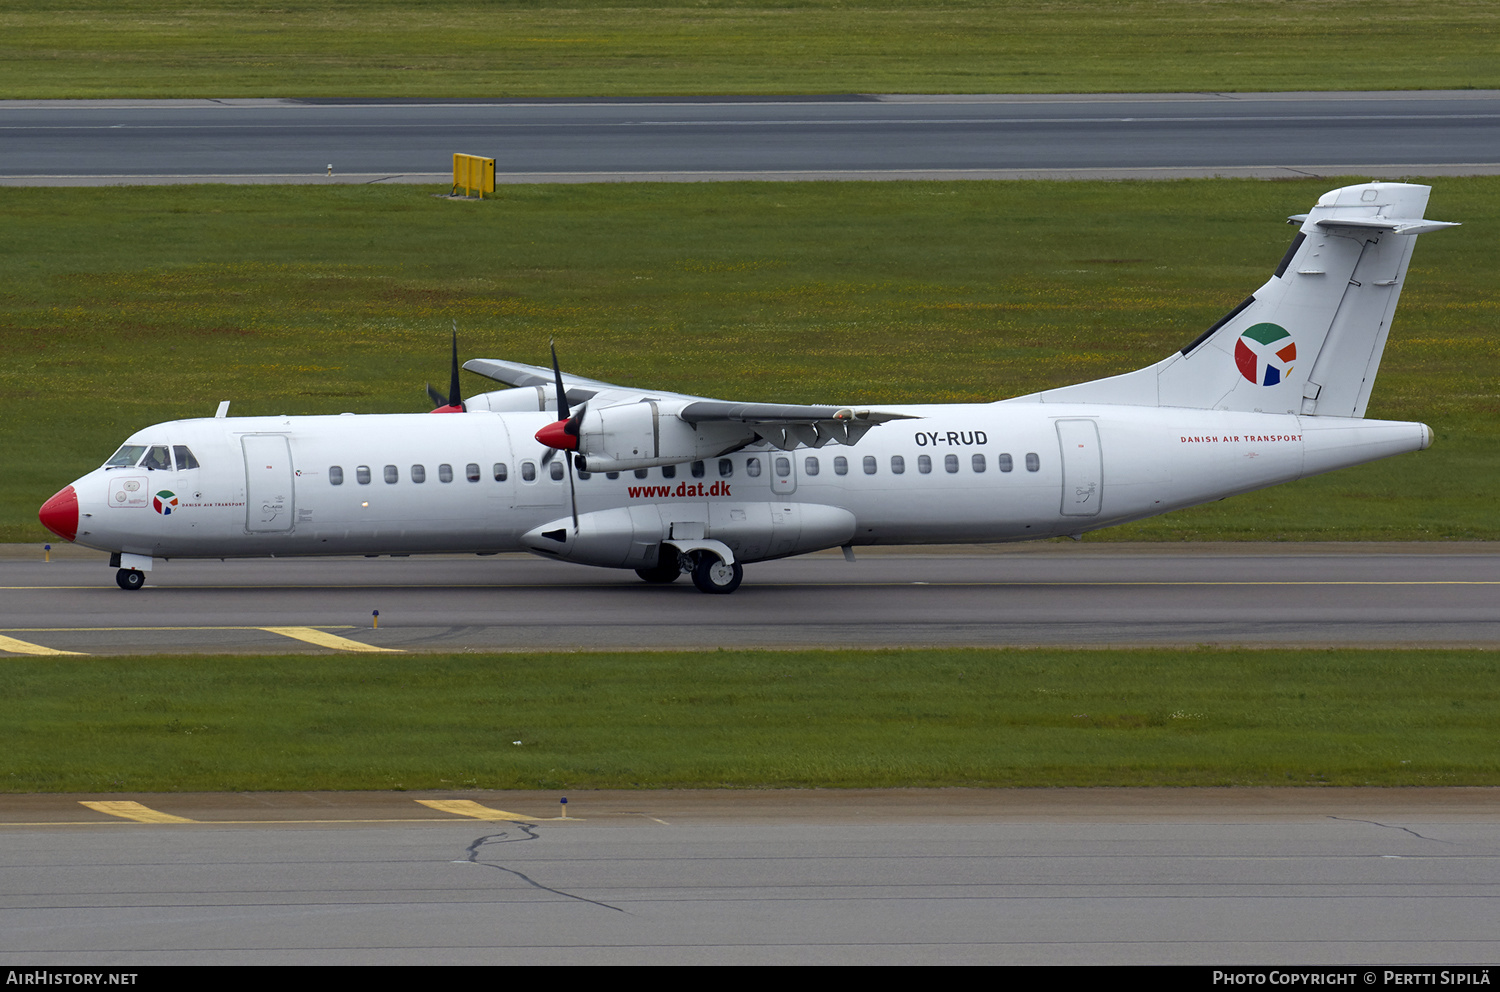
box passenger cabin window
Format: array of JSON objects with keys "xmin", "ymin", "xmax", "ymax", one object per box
[
  {"xmin": 521, "ymin": 462, "xmax": 536, "ymax": 482},
  {"xmin": 945, "ymin": 454, "xmax": 959, "ymax": 474},
  {"xmin": 384, "ymin": 465, "xmax": 399, "ymax": 484},
  {"xmin": 718, "ymin": 459, "xmax": 733, "ymax": 478},
  {"xmin": 998, "ymin": 453, "xmax": 1013, "ymax": 473},
  {"xmin": 173, "ymin": 445, "xmax": 200, "ymax": 470},
  {"xmin": 606, "ymin": 472, "xmax": 620, "ymax": 480},
  {"xmin": 356, "ymin": 465, "xmax": 372, "ymax": 485},
  {"xmin": 634, "ymin": 468, "xmax": 649, "ymax": 479},
  {"xmin": 549, "ymin": 460, "xmax": 564, "ymax": 481},
  {"xmin": 411, "ymin": 464, "xmax": 426, "ymax": 483},
  {"xmin": 691, "ymin": 461, "xmax": 706, "ymax": 478},
  {"xmin": 774, "ymin": 456, "xmax": 791, "ymax": 478},
  {"xmin": 662, "ymin": 464, "xmax": 676, "ymax": 479},
  {"xmin": 466, "ymin": 463, "xmax": 481, "ymax": 482},
  {"xmin": 577, "ymin": 469, "xmax": 591, "ymax": 481},
  {"xmin": 863, "ymin": 455, "xmax": 877, "ymax": 475},
  {"xmin": 972, "ymin": 453, "xmax": 986, "ymax": 473},
  {"xmin": 891, "ymin": 455, "xmax": 905, "ymax": 475},
  {"xmin": 834, "ymin": 456, "xmax": 848, "ymax": 476},
  {"xmin": 1026, "ymin": 452, "xmax": 1040, "ymax": 472},
  {"xmin": 105, "ymin": 444, "xmax": 147, "ymax": 468},
  {"xmin": 746, "ymin": 458, "xmax": 762, "ymax": 478},
  {"xmin": 329, "ymin": 466, "xmax": 344, "ymax": 485},
  {"xmin": 493, "ymin": 462, "xmax": 508, "ymax": 482},
  {"xmin": 439, "ymin": 463, "xmax": 454, "ymax": 483},
  {"xmin": 804, "ymin": 456, "xmax": 819, "ymax": 476},
  {"xmin": 918, "ymin": 454, "xmax": 932, "ymax": 474}
]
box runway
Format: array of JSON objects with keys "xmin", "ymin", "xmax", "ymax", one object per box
[
  {"xmin": 3, "ymin": 543, "xmax": 1497, "ymax": 655},
  {"xmin": 2, "ymin": 788, "xmax": 1496, "ymax": 965},
  {"xmin": 2, "ymin": 91, "xmax": 1499, "ymax": 184}
]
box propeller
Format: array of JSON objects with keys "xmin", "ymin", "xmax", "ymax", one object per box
[
  {"xmin": 534, "ymin": 340, "xmax": 584, "ymax": 531},
  {"xmin": 426, "ymin": 323, "xmax": 466, "ymax": 413}
]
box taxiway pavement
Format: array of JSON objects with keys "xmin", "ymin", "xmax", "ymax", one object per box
[
  {"xmin": 2, "ymin": 91, "xmax": 1498, "ymax": 184},
  {"xmin": 2, "ymin": 788, "xmax": 1496, "ymax": 965},
  {"xmin": 3, "ymin": 543, "xmax": 1496, "ymax": 654}
]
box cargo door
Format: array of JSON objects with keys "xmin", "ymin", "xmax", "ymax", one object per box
[
  {"xmin": 1056, "ymin": 419, "xmax": 1102, "ymax": 517},
  {"xmin": 243, "ymin": 434, "xmax": 295, "ymax": 533}
]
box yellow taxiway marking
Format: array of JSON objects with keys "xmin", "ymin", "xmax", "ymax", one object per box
[
  {"xmin": 0, "ymin": 634, "xmax": 85, "ymax": 656},
  {"xmin": 258, "ymin": 627, "xmax": 401, "ymax": 652},
  {"xmin": 417, "ymin": 799, "xmax": 541, "ymax": 821},
  {"xmin": 79, "ymin": 801, "xmax": 195, "ymax": 824}
]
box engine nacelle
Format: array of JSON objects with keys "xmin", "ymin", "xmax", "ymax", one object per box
[
  {"xmin": 574, "ymin": 400, "xmax": 746, "ymax": 473},
  {"xmin": 520, "ymin": 502, "xmax": 856, "ymax": 568}
]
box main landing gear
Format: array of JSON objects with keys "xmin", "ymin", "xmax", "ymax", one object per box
[
  {"xmin": 635, "ymin": 548, "xmax": 744, "ymax": 594},
  {"xmin": 691, "ymin": 553, "xmax": 742, "ymax": 595},
  {"xmin": 115, "ymin": 568, "xmax": 145, "ymax": 591}
]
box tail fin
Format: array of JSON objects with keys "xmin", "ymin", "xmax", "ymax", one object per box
[{"xmin": 1020, "ymin": 182, "xmax": 1457, "ymax": 417}]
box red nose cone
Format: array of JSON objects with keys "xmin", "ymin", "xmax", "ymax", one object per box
[
  {"xmin": 535, "ymin": 419, "xmax": 578, "ymax": 451},
  {"xmin": 39, "ymin": 485, "xmax": 79, "ymax": 542}
]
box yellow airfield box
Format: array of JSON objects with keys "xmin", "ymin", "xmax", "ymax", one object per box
[{"xmin": 452, "ymin": 153, "xmax": 495, "ymax": 198}]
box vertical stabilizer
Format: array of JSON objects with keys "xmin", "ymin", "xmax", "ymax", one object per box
[{"xmin": 1017, "ymin": 183, "xmax": 1457, "ymax": 416}]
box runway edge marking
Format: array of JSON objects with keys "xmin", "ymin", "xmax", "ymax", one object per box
[
  {"xmin": 79, "ymin": 801, "xmax": 195, "ymax": 824},
  {"xmin": 259, "ymin": 626, "xmax": 402, "ymax": 653},
  {"xmin": 0, "ymin": 633, "xmax": 85, "ymax": 656},
  {"xmin": 417, "ymin": 799, "xmax": 544, "ymax": 822}
]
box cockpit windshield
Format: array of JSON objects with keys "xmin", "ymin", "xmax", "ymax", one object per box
[
  {"xmin": 103, "ymin": 443, "xmax": 201, "ymax": 470},
  {"xmin": 104, "ymin": 444, "xmax": 147, "ymax": 468}
]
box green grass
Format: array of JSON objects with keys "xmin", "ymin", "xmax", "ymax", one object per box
[
  {"xmin": 3, "ymin": 178, "xmax": 1495, "ymax": 543},
  {"xmin": 2, "ymin": 1, "xmax": 1498, "ymax": 98},
  {"xmin": 3, "ymin": 647, "xmax": 1496, "ymax": 792}
]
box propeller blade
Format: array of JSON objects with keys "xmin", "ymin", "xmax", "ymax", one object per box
[
  {"xmin": 549, "ymin": 338, "xmax": 569, "ymax": 421},
  {"xmin": 566, "ymin": 453, "xmax": 580, "ymax": 532},
  {"xmin": 426, "ymin": 382, "xmax": 448, "ymax": 408},
  {"xmin": 540, "ymin": 445, "xmax": 557, "ymax": 467},
  {"xmin": 447, "ymin": 323, "xmax": 464, "ymax": 412}
]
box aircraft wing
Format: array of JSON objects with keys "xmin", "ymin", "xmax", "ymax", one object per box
[
  {"xmin": 677, "ymin": 400, "xmax": 915, "ymax": 449},
  {"xmin": 464, "ymin": 357, "xmax": 916, "ymax": 451},
  {"xmin": 464, "ymin": 357, "xmax": 706, "ymax": 407}
]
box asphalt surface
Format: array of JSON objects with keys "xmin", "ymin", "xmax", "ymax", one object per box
[
  {"xmin": 2, "ymin": 788, "xmax": 1496, "ymax": 965},
  {"xmin": 2, "ymin": 90, "xmax": 1498, "ymax": 184},
  {"xmin": 3, "ymin": 543, "xmax": 1497, "ymax": 654}
]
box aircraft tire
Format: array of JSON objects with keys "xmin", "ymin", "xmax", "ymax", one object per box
[
  {"xmin": 635, "ymin": 562, "xmax": 681, "ymax": 584},
  {"xmin": 691, "ymin": 554, "xmax": 743, "ymax": 595},
  {"xmin": 115, "ymin": 568, "xmax": 145, "ymax": 591}
]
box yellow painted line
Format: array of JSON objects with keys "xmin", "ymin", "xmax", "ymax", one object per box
[
  {"xmin": 0, "ymin": 626, "xmax": 359, "ymax": 632},
  {"xmin": 0, "ymin": 634, "xmax": 85, "ymax": 656},
  {"xmin": 417, "ymin": 799, "xmax": 541, "ymax": 822},
  {"xmin": 79, "ymin": 801, "xmax": 195, "ymax": 824},
  {"xmin": 259, "ymin": 627, "xmax": 402, "ymax": 652}
]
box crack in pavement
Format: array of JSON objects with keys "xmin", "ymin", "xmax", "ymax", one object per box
[
  {"xmin": 463, "ymin": 826, "xmax": 628, "ymax": 913},
  {"xmin": 1328, "ymin": 816, "xmax": 1465, "ymax": 846}
]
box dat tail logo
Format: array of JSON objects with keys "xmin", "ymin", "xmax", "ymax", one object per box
[
  {"xmin": 1235, "ymin": 323, "xmax": 1297, "ymax": 386},
  {"xmin": 39, "ymin": 182, "xmax": 1457, "ymax": 594}
]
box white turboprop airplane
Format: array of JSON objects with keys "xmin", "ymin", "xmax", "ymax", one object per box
[{"xmin": 38, "ymin": 182, "xmax": 1455, "ymax": 594}]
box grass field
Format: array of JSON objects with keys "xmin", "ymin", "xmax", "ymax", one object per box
[
  {"xmin": 3, "ymin": 177, "xmax": 1495, "ymax": 544},
  {"xmin": 4, "ymin": 647, "xmax": 1496, "ymax": 792},
  {"xmin": 2, "ymin": 1, "xmax": 1498, "ymax": 98}
]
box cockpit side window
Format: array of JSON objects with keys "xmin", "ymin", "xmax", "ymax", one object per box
[
  {"xmin": 140, "ymin": 445, "xmax": 172, "ymax": 471},
  {"xmin": 105, "ymin": 444, "xmax": 147, "ymax": 468},
  {"xmin": 173, "ymin": 445, "xmax": 200, "ymax": 470}
]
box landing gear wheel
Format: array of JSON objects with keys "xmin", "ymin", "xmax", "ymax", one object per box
[
  {"xmin": 691, "ymin": 554, "xmax": 743, "ymax": 595},
  {"xmin": 115, "ymin": 568, "xmax": 145, "ymax": 591},
  {"xmin": 635, "ymin": 561, "xmax": 681, "ymax": 584}
]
